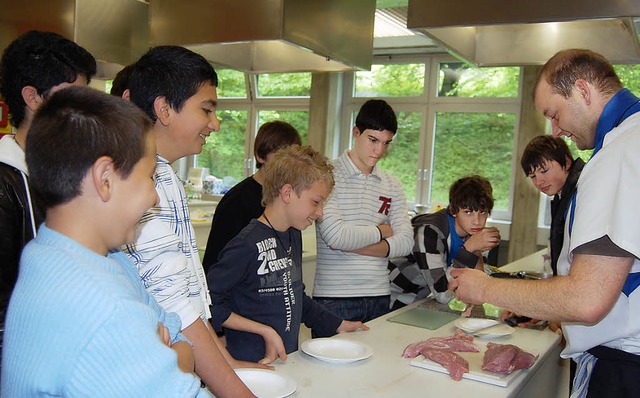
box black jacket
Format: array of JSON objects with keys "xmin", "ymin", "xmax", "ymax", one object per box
[
  {"xmin": 549, "ymin": 157, "xmax": 585, "ymax": 275},
  {"xmin": 0, "ymin": 161, "xmax": 45, "ymax": 332}
]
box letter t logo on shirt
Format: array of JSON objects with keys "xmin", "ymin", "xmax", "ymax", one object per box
[{"xmin": 378, "ymin": 196, "xmax": 392, "ymax": 215}]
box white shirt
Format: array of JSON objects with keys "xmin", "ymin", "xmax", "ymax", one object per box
[
  {"xmin": 124, "ymin": 155, "xmax": 211, "ymax": 329},
  {"xmin": 314, "ymin": 150, "xmax": 413, "ymax": 297},
  {"xmin": 559, "ymin": 113, "xmax": 640, "ymax": 358}
]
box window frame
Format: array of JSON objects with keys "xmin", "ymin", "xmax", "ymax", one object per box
[{"xmin": 339, "ymin": 54, "xmax": 522, "ymax": 221}]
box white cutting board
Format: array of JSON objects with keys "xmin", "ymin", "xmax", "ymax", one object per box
[{"xmin": 410, "ymin": 341, "xmax": 537, "ymax": 387}]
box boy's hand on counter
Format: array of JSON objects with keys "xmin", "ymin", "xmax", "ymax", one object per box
[
  {"xmin": 336, "ymin": 320, "xmax": 370, "ymax": 333},
  {"xmin": 231, "ymin": 358, "xmax": 274, "ymax": 371},
  {"xmin": 259, "ymin": 327, "xmax": 287, "ymax": 364}
]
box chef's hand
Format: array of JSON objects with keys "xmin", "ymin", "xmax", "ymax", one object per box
[
  {"xmin": 259, "ymin": 327, "xmax": 287, "ymax": 365},
  {"xmin": 336, "ymin": 320, "xmax": 370, "ymax": 333},
  {"xmin": 463, "ymin": 227, "xmax": 501, "ymax": 253},
  {"xmin": 448, "ymin": 267, "xmax": 490, "ymax": 305}
]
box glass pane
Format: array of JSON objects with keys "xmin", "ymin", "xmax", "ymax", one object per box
[
  {"xmin": 438, "ymin": 63, "xmax": 519, "ymax": 98},
  {"xmin": 198, "ymin": 110, "xmax": 247, "ymax": 188},
  {"xmin": 257, "ymin": 110, "xmax": 309, "ymax": 144},
  {"xmin": 376, "ymin": 111, "xmax": 421, "ymax": 203},
  {"xmin": 256, "ymin": 73, "xmax": 311, "ymax": 97},
  {"xmin": 354, "ymin": 64, "xmax": 425, "ymax": 97},
  {"xmin": 431, "ymin": 112, "xmax": 516, "ymax": 211},
  {"xmin": 614, "ymin": 64, "xmax": 640, "ymax": 95},
  {"xmin": 217, "ymin": 69, "xmax": 247, "ymax": 98}
]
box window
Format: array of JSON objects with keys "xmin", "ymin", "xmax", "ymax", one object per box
[
  {"xmin": 341, "ymin": 56, "xmax": 521, "ymax": 220},
  {"xmin": 190, "ymin": 71, "xmax": 311, "ymax": 194},
  {"xmin": 217, "ymin": 69, "xmax": 247, "ymax": 98},
  {"xmin": 258, "ymin": 110, "xmax": 309, "ymax": 144},
  {"xmin": 431, "ymin": 112, "xmax": 516, "ymax": 211},
  {"xmin": 438, "ymin": 63, "xmax": 519, "ymax": 98},
  {"xmin": 354, "ymin": 64, "xmax": 425, "ymax": 97},
  {"xmin": 256, "ymin": 73, "xmax": 311, "ymax": 97},
  {"xmin": 198, "ymin": 110, "xmax": 247, "ymax": 185}
]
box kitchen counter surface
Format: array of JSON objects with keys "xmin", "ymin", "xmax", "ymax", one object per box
[{"xmin": 271, "ymin": 248, "xmax": 567, "ymax": 398}]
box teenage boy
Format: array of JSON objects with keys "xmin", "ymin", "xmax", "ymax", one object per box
[
  {"xmin": 2, "ymin": 86, "xmax": 211, "ymax": 397},
  {"xmin": 388, "ymin": 175, "xmax": 500, "ymax": 309},
  {"xmin": 208, "ymin": 145, "xmax": 367, "ymax": 364},
  {"xmin": 202, "ymin": 120, "xmax": 302, "ymax": 271},
  {"xmin": 0, "ymin": 30, "xmax": 96, "ymax": 364},
  {"xmin": 520, "ymin": 135, "xmax": 585, "ymax": 275},
  {"xmin": 123, "ymin": 46, "xmax": 255, "ymax": 397},
  {"xmin": 314, "ymin": 99, "xmax": 413, "ymax": 323}
]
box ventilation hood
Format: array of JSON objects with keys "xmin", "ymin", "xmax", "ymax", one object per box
[
  {"xmin": 407, "ymin": 0, "xmax": 640, "ymax": 66},
  {"xmin": 149, "ymin": 0, "xmax": 376, "ymax": 73},
  {"xmin": 0, "ymin": 0, "xmax": 148, "ymax": 79}
]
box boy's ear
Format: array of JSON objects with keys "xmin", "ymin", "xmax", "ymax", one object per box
[
  {"xmin": 92, "ymin": 156, "xmax": 115, "ymax": 202},
  {"xmin": 21, "ymin": 86, "xmax": 43, "ymax": 112},
  {"xmin": 280, "ymin": 183, "xmax": 294, "ymax": 204},
  {"xmin": 153, "ymin": 96, "xmax": 171, "ymax": 126},
  {"xmin": 352, "ymin": 126, "xmax": 361, "ymax": 138}
]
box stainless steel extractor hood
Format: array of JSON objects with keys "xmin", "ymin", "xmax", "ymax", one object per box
[
  {"xmin": 149, "ymin": 0, "xmax": 376, "ymax": 73},
  {"xmin": 407, "ymin": 0, "xmax": 640, "ymax": 66},
  {"xmin": 0, "ymin": 0, "xmax": 149, "ymax": 79}
]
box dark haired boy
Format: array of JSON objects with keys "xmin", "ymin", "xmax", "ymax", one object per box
[
  {"xmin": 202, "ymin": 120, "xmax": 302, "ymax": 271},
  {"xmin": 122, "ymin": 45, "xmax": 255, "ymax": 397},
  {"xmin": 389, "ymin": 175, "xmax": 500, "ymax": 309},
  {"xmin": 2, "ymin": 86, "xmax": 211, "ymax": 397},
  {"xmin": 110, "ymin": 63, "xmax": 133, "ymax": 100},
  {"xmin": 208, "ymin": 145, "xmax": 367, "ymax": 364},
  {"xmin": 314, "ymin": 99, "xmax": 413, "ymax": 323},
  {"xmin": 520, "ymin": 135, "xmax": 585, "ymax": 274},
  {"xmin": 0, "ymin": 30, "xmax": 96, "ymax": 364}
]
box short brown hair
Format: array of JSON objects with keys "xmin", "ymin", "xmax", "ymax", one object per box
[
  {"xmin": 254, "ymin": 121, "xmax": 302, "ymax": 169},
  {"xmin": 536, "ymin": 49, "xmax": 622, "ymax": 99},
  {"xmin": 261, "ymin": 145, "xmax": 334, "ymax": 206},
  {"xmin": 448, "ymin": 175, "xmax": 494, "ymax": 215},
  {"xmin": 520, "ymin": 135, "xmax": 573, "ymax": 176},
  {"xmin": 26, "ymin": 86, "xmax": 152, "ymax": 209}
]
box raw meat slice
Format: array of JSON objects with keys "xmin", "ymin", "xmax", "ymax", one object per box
[
  {"xmin": 481, "ymin": 342, "xmax": 537, "ymax": 374},
  {"xmin": 420, "ymin": 348, "xmax": 469, "ymax": 381},
  {"xmin": 402, "ymin": 330, "xmax": 479, "ymax": 358}
]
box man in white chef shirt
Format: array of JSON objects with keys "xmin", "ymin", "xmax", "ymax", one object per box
[{"xmin": 448, "ymin": 49, "xmax": 640, "ymax": 398}]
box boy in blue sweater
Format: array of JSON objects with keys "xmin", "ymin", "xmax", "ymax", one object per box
[
  {"xmin": 208, "ymin": 145, "xmax": 368, "ymax": 364},
  {"xmin": 1, "ymin": 87, "xmax": 212, "ymax": 397}
]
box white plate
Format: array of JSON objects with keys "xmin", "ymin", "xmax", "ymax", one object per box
[
  {"xmin": 301, "ymin": 338, "xmax": 373, "ymax": 364},
  {"xmin": 454, "ymin": 318, "xmax": 515, "ymax": 339},
  {"xmin": 235, "ymin": 369, "xmax": 296, "ymax": 398}
]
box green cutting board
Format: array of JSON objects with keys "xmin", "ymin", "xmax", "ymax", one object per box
[{"xmin": 387, "ymin": 307, "xmax": 459, "ymax": 330}]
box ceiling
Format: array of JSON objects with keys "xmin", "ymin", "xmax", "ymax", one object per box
[
  {"xmin": 374, "ymin": 0, "xmax": 640, "ymax": 66},
  {"xmin": 373, "ymin": 0, "xmax": 442, "ymax": 56},
  {"xmin": 3, "ymin": 0, "xmax": 640, "ymax": 76}
]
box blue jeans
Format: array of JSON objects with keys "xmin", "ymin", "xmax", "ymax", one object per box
[
  {"xmin": 312, "ymin": 296, "xmax": 389, "ymax": 338},
  {"xmin": 314, "ymin": 296, "xmax": 390, "ymax": 323}
]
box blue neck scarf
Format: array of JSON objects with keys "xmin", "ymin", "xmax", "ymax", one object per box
[
  {"xmin": 592, "ymin": 88, "xmax": 640, "ymax": 157},
  {"xmin": 447, "ymin": 213, "xmax": 464, "ymax": 266}
]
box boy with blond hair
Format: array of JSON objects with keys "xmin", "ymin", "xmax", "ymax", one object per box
[
  {"xmin": 2, "ymin": 86, "xmax": 211, "ymax": 397},
  {"xmin": 208, "ymin": 145, "xmax": 368, "ymax": 364}
]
